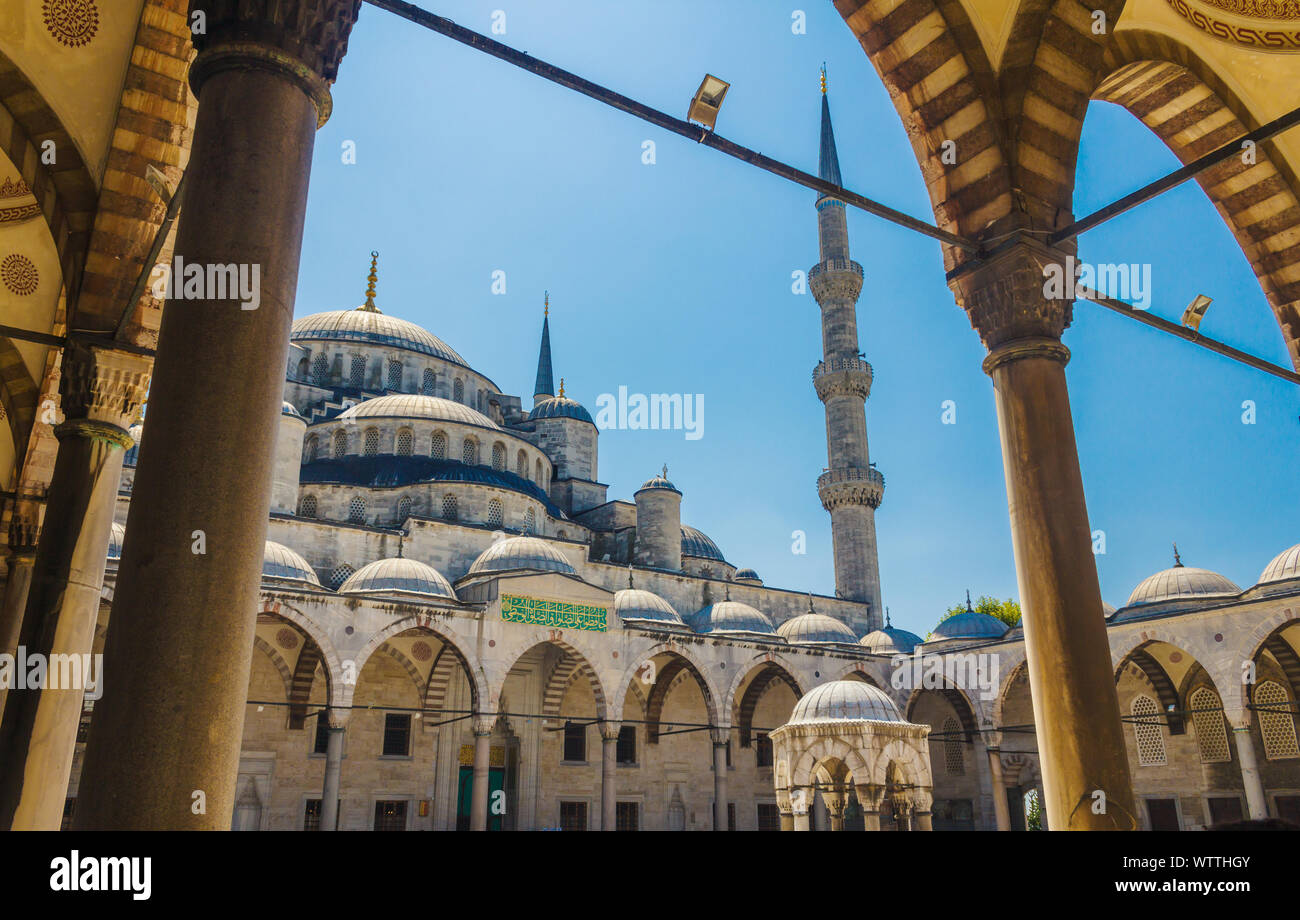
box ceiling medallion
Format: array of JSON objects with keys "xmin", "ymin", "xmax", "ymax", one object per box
[
  {"xmin": 1166, "ymin": 0, "xmax": 1300, "ymax": 48},
  {"xmin": 1, "ymin": 254, "xmax": 38, "ymax": 296},
  {"xmin": 42, "ymin": 0, "xmax": 99, "ymax": 49}
]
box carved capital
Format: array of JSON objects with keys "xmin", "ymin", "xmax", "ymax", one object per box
[
  {"xmin": 599, "ymin": 721, "xmax": 623, "ymax": 743},
  {"xmin": 948, "ymin": 241, "xmax": 1074, "ymax": 351},
  {"xmin": 58, "ymin": 342, "xmax": 151, "ymax": 433},
  {"xmin": 6, "ymin": 499, "xmax": 42, "ymax": 554}
]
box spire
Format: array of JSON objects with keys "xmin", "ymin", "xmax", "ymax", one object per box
[
  {"xmin": 818, "ymin": 68, "xmax": 843, "ymax": 188},
  {"xmin": 534, "ymin": 292, "xmax": 554, "ymax": 402},
  {"xmin": 358, "ymin": 251, "xmax": 381, "ymax": 313},
  {"xmin": 1173, "ymin": 542, "xmax": 1183, "ymax": 568}
]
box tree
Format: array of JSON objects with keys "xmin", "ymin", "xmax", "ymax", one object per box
[{"xmin": 938, "ymin": 594, "xmax": 1022, "ymax": 629}]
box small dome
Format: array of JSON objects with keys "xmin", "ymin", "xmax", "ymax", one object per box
[
  {"xmin": 292, "ymin": 309, "xmax": 468, "ymax": 365},
  {"xmin": 336, "ymin": 394, "xmax": 499, "ymax": 430},
  {"xmin": 859, "ymin": 625, "xmax": 923, "ymax": 655},
  {"xmin": 686, "ymin": 600, "xmax": 776, "ymax": 638},
  {"xmin": 529, "ymin": 395, "xmax": 594, "ymax": 425},
  {"xmin": 614, "ymin": 588, "xmax": 684, "ymax": 627},
  {"xmin": 681, "ymin": 525, "xmax": 726, "ymax": 563},
  {"xmin": 637, "ymin": 471, "xmax": 680, "ymax": 494},
  {"xmin": 467, "ymin": 536, "xmax": 576, "ymax": 576},
  {"xmin": 930, "ymin": 609, "xmax": 1009, "ymax": 641},
  {"xmin": 733, "ymin": 567, "xmax": 762, "ymax": 585},
  {"xmin": 789, "ymin": 680, "xmax": 902, "ymax": 724},
  {"xmin": 1126, "ymin": 565, "xmax": 1240, "ymax": 608},
  {"xmin": 1102, "ymin": 601, "xmax": 1117, "ymax": 620},
  {"xmin": 1259, "ymin": 543, "xmax": 1300, "ymax": 586},
  {"xmin": 282, "ymin": 401, "xmax": 303, "ymax": 419},
  {"xmin": 263, "ymin": 541, "xmax": 321, "ymax": 586},
  {"xmin": 339, "ymin": 557, "xmax": 456, "ymax": 600},
  {"xmin": 777, "ymin": 612, "xmax": 857, "ymax": 645},
  {"xmin": 107, "ymin": 521, "xmax": 126, "ymax": 561}
]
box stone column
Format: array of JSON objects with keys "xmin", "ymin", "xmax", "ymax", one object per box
[
  {"xmin": 600, "ymin": 721, "xmax": 620, "ymax": 831},
  {"xmin": 319, "ymin": 708, "xmax": 348, "ymax": 831},
  {"xmin": 0, "ymin": 341, "xmax": 149, "ymax": 830},
  {"xmin": 712, "ymin": 728, "xmax": 729, "ymax": 831},
  {"xmin": 72, "ymin": 1, "xmax": 360, "ymax": 831},
  {"xmin": 0, "ymin": 503, "xmax": 41, "ymax": 720},
  {"xmin": 857, "ymin": 783, "xmax": 883, "ymax": 831},
  {"xmin": 988, "ymin": 748, "xmax": 1011, "ymax": 831},
  {"xmin": 778, "ymin": 809, "xmax": 794, "ymax": 831},
  {"xmin": 1231, "ymin": 724, "xmax": 1268, "ymax": 820},
  {"xmin": 823, "ymin": 788, "xmax": 846, "ymax": 831},
  {"xmin": 948, "ymin": 240, "xmax": 1136, "ymax": 831},
  {"xmin": 470, "ymin": 720, "xmax": 493, "ymax": 832},
  {"xmin": 912, "ymin": 789, "xmax": 934, "ymax": 831},
  {"xmin": 914, "ymin": 810, "xmax": 933, "ymax": 831}
]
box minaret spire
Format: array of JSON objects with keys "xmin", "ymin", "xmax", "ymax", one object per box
[
  {"xmin": 534, "ymin": 291, "xmax": 555, "ymax": 403},
  {"xmin": 809, "ymin": 74, "xmax": 885, "ymax": 628}
]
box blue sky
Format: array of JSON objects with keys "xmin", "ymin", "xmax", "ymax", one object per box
[{"xmin": 293, "ymin": 0, "xmax": 1300, "ymax": 636}]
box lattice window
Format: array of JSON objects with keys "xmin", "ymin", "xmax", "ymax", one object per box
[
  {"xmin": 298, "ymin": 495, "xmax": 317, "ymax": 518},
  {"xmin": 453, "ymin": 378, "xmax": 464, "ymax": 403},
  {"xmin": 396, "ymin": 428, "xmax": 413, "ymax": 456},
  {"xmin": 312, "ymin": 353, "xmax": 329, "ymax": 384},
  {"xmin": 333, "ymin": 429, "xmax": 348, "ymax": 458},
  {"xmin": 1190, "ymin": 686, "xmax": 1230, "ymax": 764},
  {"xmin": 516, "ymin": 450, "xmax": 527, "ymax": 478},
  {"xmin": 462, "ymin": 438, "xmax": 478, "ymax": 465},
  {"xmin": 1256, "ymin": 681, "xmax": 1299, "ymax": 760},
  {"xmin": 397, "ymin": 495, "xmax": 413, "ymax": 522},
  {"xmin": 942, "ymin": 717, "xmax": 964, "ymax": 775},
  {"xmin": 1132, "ymin": 695, "xmax": 1167, "ymax": 766},
  {"xmin": 524, "ymin": 508, "xmax": 536, "ymax": 534},
  {"xmin": 328, "ymin": 564, "xmax": 354, "ymax": 589},
  {"xmin": 364, "ymin": 428, "xmax": 380, "ymax": 456},
  {"xmin": 387, "ymin": 360, "xmax": 402, "ymax": 391},
  {"xmin": 431, "ymin": 431, "xmax": 446, "ymax": 460},
  {"xmin": 441, "ymin": 494, "xmax": 458, "ymax": 521},
  {"xmin": 492, "ymin": 443, "xmax": 506, "ymax": 471},
  {"xmin": 350, "ymin": 354, "xmax": 366, "ymax": 388},
  {"xmin": 487, "ymin": 499, "xmax": 503, "ymax": 528},
  {"xmin": 422, "ymin": 368, "xmax": 435, "ymax": 397},
  {"xmin": 348, "ymin": 496, "xmax": 366, "ymax": 524}
]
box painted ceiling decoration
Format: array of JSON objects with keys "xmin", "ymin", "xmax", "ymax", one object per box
[
  {"xmin": 1166, "ymin": 0, "xmax": 1300, "ymax": 48},
  {"xmin": 0, "ymin": 177, "xmax": 40, "ymax": 224},
  {"xmin": 42, "ymin": 0, "xmax": 100, "ymax": 49},
  {"xmin": 0, "ymin": 253, "xmax": 38, "ymax": 296}
]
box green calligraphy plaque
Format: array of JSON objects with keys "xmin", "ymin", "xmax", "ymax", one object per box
[{"xmin": 501, "ymin": 594, "xmax": 607, "ymax": 632}]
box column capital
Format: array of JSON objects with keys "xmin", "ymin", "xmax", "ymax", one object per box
[
  {"xmin": 6, "ymin": 499, "xmax": 42, "ymax": 555},
  {"xmin": 58, "ymin": 341, "xmax": 151, "ymax": 433},
  {"xmin": 325, "ymin": 706, "xmax": 350, "ymax": 730},
  {"xmin": 599, "ymin": 720, "xmax": 623, "ymax": 743},
  {"xmin": 472, "ymin": 714, "xmax": 497, "ymax": 736},
  {"xmin": 710, "ymin": 725, "xmax": 731, "ymax": 746},
  {"xmin": 948, "ymin": 239, "xmax": 1076, "ymax": 353}
]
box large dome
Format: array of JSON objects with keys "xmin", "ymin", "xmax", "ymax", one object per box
[
  {"xmin": 336, "ymin": 394, "xmax": 499, "ymax": 430},
  {"xmin": 789, "ymin": 680, "xmax": 902, "ymax": 724},
  {"xmin": 467, "ymin": 536, "xmax": 576, "ymax": 577},
  {"xmin": 263, "ymin": 541, "xmax": 321, "ymax": 586},
  {"xmin": 860, "ymin": 624, "xmax": 923, "ymax": 655},
  {"xmin": 614, "ymin": 588, "xmax": 684, "ymax": 628},
  {"xmin": 930, "ymin": 609, "xmax": 1009, "ymax": 641},
  {"xmin": 777, "ymin": 612, "xmax": 857, "ymax": 645},
  {"xmin": 292, "ymin": 309, "xmax": 468, "ymax": 366},
  {"xmin": 1259, "ymin": 543, "xmax": 1300, "ymax": 586},
  {"xmin": 339, "ymin": 557, "xmax": 456, "ymax": 600},
  {"xmin": 686, "ymin": 600, "xmax": 775, "ymax": 638},
  {"xmin": 681, "ymin": 525, "xmax": 726, "ymax": 563},
  {"xmin": 1126, "ymin": 565, "xmax": 1240, "ymax": 608}
]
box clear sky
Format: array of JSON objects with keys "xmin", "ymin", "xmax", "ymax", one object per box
[{"xmin": 292, "ymin": 0, "xmax": 1300, "ymax": 637}]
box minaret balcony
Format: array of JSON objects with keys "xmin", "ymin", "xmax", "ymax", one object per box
[
  {"xmin": 813, "ymin": 358, "xmax": 873, "ymax": 401},
  {"xmin": 809, "ymin": 259, "xmax": 863, "ymax": 303},
  {"xmin": 817, "ymin": 466, "xmax": 885, "ymax": 511}
]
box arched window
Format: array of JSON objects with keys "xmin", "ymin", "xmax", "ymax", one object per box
[
  {"xmin": 441, "ymin": 494, "xmax": 458, "ymax": 521},
  {"xmin": 487, "ymin": 499, "xmax": 503, "ymax": 528},
  {"xmin": 516, "ymin": 450, "xmax": 527, "ymax": 478},
  {"xmin": 1190, "ymin": 686, "xmax": 1230, "ymax": 764},
  {"xmin": 312, "ymin": 353, "xmax": 329, "ymax": 384},
  {"xmin": 422, "ymin": 368, "xmax": 435, "ymax": 397},
  {"xmin": 397, "ymin": 495, "xmax": 413, "ymax": 522},
  {"xmin": 303, "ymin": 435, "xmax": 317, "ymax": 462},
  {"xmin": 348, "ymin": 496, "xmax": 366, "ymax": 524},
  {"xmin": 332, "ymin": 429, "xmax": 348, "ymax": 458},
  {"xmin": 492, "ymin": 443, "xmax": 506, "ymax": 471},
  {"xmin": 387, "ymin": 359, "xmax": 403, "ymax": 390},
  {"xmin": 535, "ymin": 459, "xmax": 544, "ymax": 484},
  {"xmin": 523, "ymin": 508, "xmax": 535, "ymax": 534},
  {"xmin": 1256, "ymin": 681, "xmax": 1300, "ymax": 760},
  {"xmin": 431, "ymin": 431, "xmax": 447, "ymax": 460},
  {"xmin": 298, "ymin": 495, "xmax": 317, "ymax": 518},
  {"xmin": 1131, "ymin": 695, "xmax": 1167, "ymax": 766},
  {"xmin": 350, "ymin": 354, "xmax": 366, "ymax": 389},
  {"xmin": 453, "ymin": 378, "xmax": 464, "ymax": 403},
  {"xmin": 328, "ymin": 563, "xmax": 354, "ymax": 590},
  {"xmin": 363, "ymin": 427, "xmax": 380, "ymax": 457},
  {"xmin": 462, "ymin": 437, "xmax": 478, "ymax": 465},
  {"xmin": 942, "ymin": 717, "xmax": 964, "ymax": 774},
  {"xmin": 396, "ymin": 428, "xmax": 413, "ymax": 456}
]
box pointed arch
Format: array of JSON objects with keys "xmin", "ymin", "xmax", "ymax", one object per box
[
  {"xmin": 251, "ymin": 635, "xmax": 293, "ymax": 701},
  {"xmin": 347, "ymin": 613, "xmax": 486, "ymax": 714},
  {"xmin": 733, "ymin": 661, "xmax": 802, "ymax": 748}
]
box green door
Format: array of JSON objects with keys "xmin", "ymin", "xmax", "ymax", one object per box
[{"xmin": 456, "ymin": 765, "xmax": 505, "ymax": 831}]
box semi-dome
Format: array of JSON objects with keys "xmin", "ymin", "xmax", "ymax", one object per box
[
  {"xmin": 339, "ymin": 557, "xmax": 456, "ymax": 600},
  {"xmin": 614, "ymin": 588, "xmax": 684, "ymax": 627},
  {"xmin": 263, "ymin": 541, "xmax": 321, "ymax": 586},
  {"xmin": 529, "ymin": 395, "xmax": 594, "ymax": 425},
  {"xmin": 681, "ymin": 525, "xmax": 726, "ymax": 562},
  {"xmin": 291, "ymin": 308, "xmax": 468, "ymax": 366},
  {"xmin": 860, "ymin": 624, "xmax": 923, "ymax": 655},
  {"xmin": 467, "ymin": 536, "xmax": 576, "ymax": 576},
  {"xmin": 1258, "ymin": 543, "xmax": 1300, "ymax": 586},
  {"xmin": 777, "ymin": 612, "xmax": 857, "ymax": 645},
  {"xmin": 733, "ymin": 567, "xmax": 762, "ymax": 585},
  {"xmin": 789, "ymin": 680, "xmax": 902, "ymax": 724},
  {"xmin": 336, "ymin": 394, "xmax": 499, "ymax": 430},
  {"xmin": 686, "ymin": 599, "xmax": 776, "ymax": 638},
  {"xmin": 930, "ymin": 609, "xmax": 1009, "ymax": 641},
  {"xmin": 107, "ymin": 521, "xmax": 126, "ymax": 561},
  {"xmin": 1126, "ymin": 564, "xmax": 1240, "ymax": 608}
]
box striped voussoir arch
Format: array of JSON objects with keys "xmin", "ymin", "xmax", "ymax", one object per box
[
  {"xmin": 1096, "ymin": 33, "xmax": 1300, "ymax": 370},
  {"xmin": 540, "ymin": 649, "xmax": 604, "ymax": 721},
  {"xmin": 645, "ymin": 657, "xmax": 711, "ymax": 743},
  {"xmin": 379, "ymin": 642, "xmax": 425, "ymax": 699},
  {"xmin": 0, "ymin": 339, "xmax": 36, "ymax": 458},
  {"xmin": 286, "ymin": 642, "xmax": 323, "ymax": 730},
  {"xmin": 422, "ymin": 641, "xmax": 477, "ymax": 731},
  {"xmin": 1263, "ymin": 633, "xmax": 1300, "ymax": 701},
  {"xmin": 735, "ymin": 664, "xmax": 802, "ymax": 748},
  {"xmin": 252, "ymin": 635, "xmax": 294, "ymax": 702}
]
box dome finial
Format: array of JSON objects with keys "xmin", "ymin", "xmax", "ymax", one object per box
[
  {"xmin": 397, "ymin": 534, "xmax": 404, "ymax": 558},
  {"xmin": 1173, "ymin": 542, "xmax": 1183, "ymax": 567},
  {"xmin": 558, "ymin": 377, "xmax": 565, "ymax": 398},
  {"xmin": 966, "ymin": 589, "xmax": 973, "ymax": 612},
  {"xmin": 662, "ymin": 463, "xmax": 669, "ymax": 480},
  {"xmin": 820, "ymin": 63, "xmax": 827, "ymax": 95},
  {"xmin": 544, "ymin": 290, "xmax": 549, "ymax": 318},
  {"xmin": 627, "ymin": 564, "xmax": 634, "ymax": 588},
  {"xmin": 885, "ymin": 606, "xmax": 891, "ymax": 628},
  {"xmin": 359, "ymin": 251, "xmax": 381, "ymax": 313},
  {"xmin": 807, "ymin": 592, "xmax": 815, "ymax": 614}
]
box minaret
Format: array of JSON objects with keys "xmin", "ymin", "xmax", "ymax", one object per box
[
  {"xmin": 810, "ymin": 68, "xmax": 884, "ymax": 625},
  {"xmin": 534, "ymin": 291, "xmax": 554, "ymax": 404}
]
